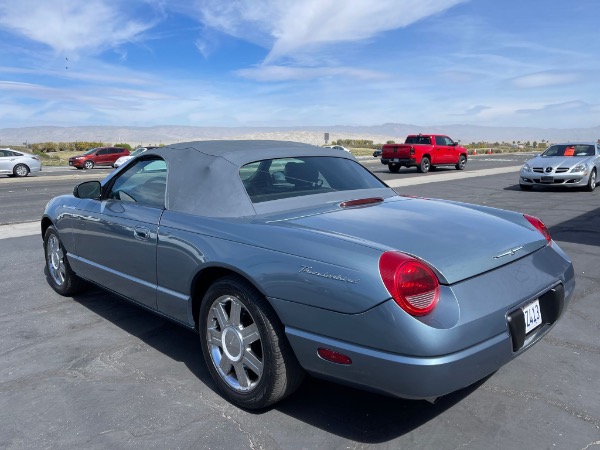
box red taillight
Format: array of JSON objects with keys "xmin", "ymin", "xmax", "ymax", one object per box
[
  {"xmin": 410, "ymin": 146, "xmax": 415, "ymax": 155},
  {"xmin": 379, "ymin": 251, "xmax": 440, "ymax": 316},
  {"xmin": 524, "ymin": 214, "xmax": 551, "ymax": 243}
]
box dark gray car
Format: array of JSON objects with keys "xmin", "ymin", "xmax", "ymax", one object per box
[{"xmin": 41, "ymin": 140, "xmax": 575, "ymax": 409}]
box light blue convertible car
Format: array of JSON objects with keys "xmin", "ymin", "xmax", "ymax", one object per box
[{"xmin": 42, "ymin": 140, "xmax": 575, "ymax": 409}]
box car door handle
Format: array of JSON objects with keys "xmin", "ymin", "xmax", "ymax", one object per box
[{"xmin": 134, "ymin": 225, "xmax": 150, "ymax": 241}]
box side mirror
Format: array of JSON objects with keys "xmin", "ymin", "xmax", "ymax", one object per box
[{"xmin": 73, "ymin": 181, "xmax": 101, "ymax": 199}]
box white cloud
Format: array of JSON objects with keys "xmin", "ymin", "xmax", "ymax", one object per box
[
  {"xmin": 511, "ymin": 72, "xmax": 579, "ymax": 89},
  {"xmin": 194, "ymin": 0, "xmax": 467, "ymax": 62},
  {"xmin": 237, "ymin": 65, "xmax": 388, "ymax": 81},
  {"xmin": 0, "ymin": 0, "xmax": 154, "ymax": 55}
]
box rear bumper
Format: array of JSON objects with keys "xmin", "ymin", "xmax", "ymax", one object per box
[
  {"xmin": 385, "ymin": 158, "xmax": 416, "ymax": 166},
  {"xmin": 284, "ymin": 279, "xmax": 573, "ymax": 400},
  {"xmin": 287, "ymin": 326, "xmax": 514, "ymax": 399}
]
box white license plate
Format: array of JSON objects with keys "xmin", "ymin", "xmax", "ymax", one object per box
[
  {"xmin": 391, "ymin": 158, "xmax": 400, "ymax": 163},
  {"xmin": 522, "ymin": 299, "xmax": 543, "ymax": 334}
]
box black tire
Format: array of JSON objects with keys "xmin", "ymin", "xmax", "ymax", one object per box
[
  {"xmin": 388, "ymin": 163, "xmax": 400, "ymax": 173},
  {"xmin": 455, "ymin": 155, "xmax": 467, "ymax": 170},
  {"xmin": 519, "ymin": 184, "xmax": 533, "ymax": 191},
  {"xmin": 44, "ymin": 226, "xmax": 87, "ymax": 296},
  {"xmin": 199, "ymin": 275, "xmax": 304, "ymax": 409},
  {"xmin": 585, "ymin": 169, "xmax": 596, "ymax": 192},
  {"xmin": 83, "ymin": 160, "xmax": 94, "ymax": 170},
  {"xmin": 417, "ymin": 157, "xmax": 430, "ymax": 173},
  {"xmin": 13, "ymin": 163, "xmax": 30, "ymax": 177}
]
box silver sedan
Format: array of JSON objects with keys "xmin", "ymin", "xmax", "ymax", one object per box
[
  {"xmin": 0, "ymin": 148, "xmax": 42, "ymax": 177},
  {"xmin": 520, "ymin": 143, "xmax": 599, "ymax": 191}
]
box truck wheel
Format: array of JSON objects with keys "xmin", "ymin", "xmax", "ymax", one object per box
[
  {"xmin": 388, "ymin": 163, "xmax": 400, "ymax": 173},
  {"xmin": 455, "ymin": 155, "xmax": 467, "ymax": 170},
  {"xmin": 417, "ymin": 157, "xmax": 430, "ymax": 173}
]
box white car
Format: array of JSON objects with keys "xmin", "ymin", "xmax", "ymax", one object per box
[
  {"xmin": 323, "ymin": 145, "xmax": 351, "ymax": 153},
  {"xmin": 0, "ymin": 148, "xmax": 42, "ymax": 177},
  {"xmin": 113, "ymin": 146, "xmax": 157, "ymax": 168}
]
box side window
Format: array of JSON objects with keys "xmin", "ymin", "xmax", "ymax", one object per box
[
  {"xmin": 435, "ymin": 136, "xmax": 445, "ymax": 146},
  {"xmin": 97, "ymin": 149, "xmax": 108, "ymax": 156},
  {"xmin": 444, "ymin": 137, "xmax": 454, "ymax": 146},
  {"xmin": 107, "ymin": 158, "xmax": 167, "ymax": 209}
]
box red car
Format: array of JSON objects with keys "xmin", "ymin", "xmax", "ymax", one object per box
[{"xmin": 69, "ymin": 147, "xmax": 130, "ymax": 169}]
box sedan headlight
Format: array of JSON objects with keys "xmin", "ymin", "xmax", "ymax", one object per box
[
  {"xmin": 570, "ymin": 163, "xmax": 588, "ymax": 173},
  {"xmin": 522, "ymin": 163, "xmax": 531, "ymax": 172}
]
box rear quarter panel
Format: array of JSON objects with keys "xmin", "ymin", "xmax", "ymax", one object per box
[{"xmin": 155, "ymin": 210, "xmax": 392, "ymax": 325}]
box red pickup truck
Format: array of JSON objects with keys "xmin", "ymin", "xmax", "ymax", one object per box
[{"xmin": 381, "ymin": 134, "xmax": 468, "ymax": 173}]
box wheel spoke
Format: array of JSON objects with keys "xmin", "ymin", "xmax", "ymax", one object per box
[
  {"xmin": 229, "ymin": 299, "xmax": 242, "ymax": 327},
  {"xmin": 219, "ymin": 353, "xmax": 233, "ymax": 374},
  {"xmin": 233, "ymin": 362, "xmax": 251, "ymax": 388},
  {"xmin": 213, "ymin": 302, "xmax": 230, "ymax": 328},
  {"xmin": 240, "ymin": 323, "xmax": 260, "ymax": 347},
  {"xmin": 208, "ymin": 327, "xmax": 222, "ymax": 347},
  {"xmin": 57, "ymin": 261, "xmax": 66, "ymax": 284},
  {"xmin": 242, "ymin": 351, "xmax": 263, "ymax": 377}
]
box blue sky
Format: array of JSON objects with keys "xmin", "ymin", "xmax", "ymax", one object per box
[{"xmin": 0, "ymin": 0, "xmax": 598, "ymax": 129}]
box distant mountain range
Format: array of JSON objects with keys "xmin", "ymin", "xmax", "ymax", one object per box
[{"xmin": 1, "ymin": 124, "xmax": 599, "ymax": 146}]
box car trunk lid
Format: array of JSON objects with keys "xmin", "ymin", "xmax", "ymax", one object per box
[{"xmin": 273, "ymin": 197, "xmax": 548, "ymax": 285}]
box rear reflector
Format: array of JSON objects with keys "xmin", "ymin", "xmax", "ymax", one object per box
[{"xmin": 317, "ymin": 348, "xmax": 352, "ymax": 365}]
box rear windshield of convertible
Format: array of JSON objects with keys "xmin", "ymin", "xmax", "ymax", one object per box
[{"xmin": 240, "ymin": 157, "xmax": 385, "ymax": 203}]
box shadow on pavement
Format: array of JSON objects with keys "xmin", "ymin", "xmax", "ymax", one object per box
[
  {"xmin": 548, "ymin": 206, "xmax": 600, "ymax": 247},
  {"xmin": 275, "ymin": 375, "xmax": 488, "ymax": 443},
  {"xmin": 62, "ymin": 281, "xmax": 486, "ymax": 443}
]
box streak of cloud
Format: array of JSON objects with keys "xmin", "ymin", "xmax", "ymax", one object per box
[
  {"xmin": 0, "ymin": 0, "xmax": 154, "ymax": 55},
  {"xmin": 193, "ymin": 0, "xmax": 467, "ymax": 62}
]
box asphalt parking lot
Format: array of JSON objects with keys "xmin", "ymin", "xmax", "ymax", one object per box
[{"xmin": 1, "ymin": 158, "xmax": 599, "ymax": 449}]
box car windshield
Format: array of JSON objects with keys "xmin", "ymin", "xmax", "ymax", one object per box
[
  {"xmin": 240, "ymin": 156, "xmax": 385, "ymax": 203},
  {"xmin": 130, "ymin": 147, "xmax": 147, "ymax": 157},
  {"xmin": 83, "ymin": 148, "xmax": 98, "ymax": 155},
  {"xmin": 541, "ymin": 144, "xmax": 595, "ymax": 157}
]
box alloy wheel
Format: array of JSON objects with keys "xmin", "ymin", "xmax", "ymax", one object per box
[
  {"xmin": 47, "ymin": 234, "xmax": 66, "ymax": 286},
  {"xmin": 206, "ymin": 294, "xmax": 264, "ymax": 392}
]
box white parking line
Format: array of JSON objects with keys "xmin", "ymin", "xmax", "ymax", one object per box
[
  {"xmin": 0, "ymin": 164, "xmax": 523, "ymax": 240},
  {"xmin": 0, "ymin": 221, "xmax": 40, "ymax": 240},
  {"xmin": 385, "ymin": 165, "xmax": 521, "ymax": 188}
]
